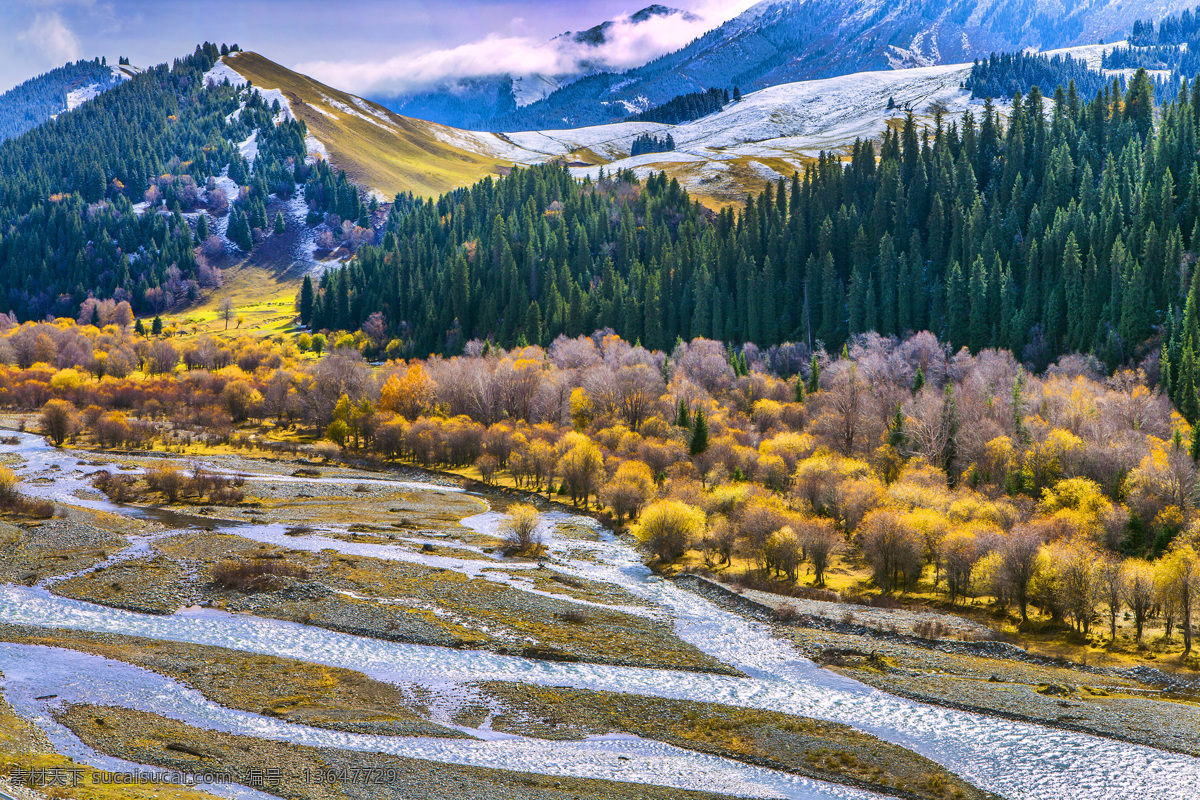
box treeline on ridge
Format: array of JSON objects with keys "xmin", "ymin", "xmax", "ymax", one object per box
[{"xmin": 1130, "ymin": 7, "xmax": 1200, "ymax": 47}]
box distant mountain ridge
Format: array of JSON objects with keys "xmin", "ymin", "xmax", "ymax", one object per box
[
  {"xmin": 436, "ymin": 0, "xmax": 1199, "ymax": 131},
  {"xmin": 367, "ymin": 4, "xmax": 696, "ymax": 128},
  {"xmin": 0, "ymin": 58, "xmax": 137, "ymax": 142}
]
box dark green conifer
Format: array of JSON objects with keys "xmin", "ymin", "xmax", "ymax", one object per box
[{"xmin": 689, "ymin": 408, "xmax": 709, "ymax": 456}]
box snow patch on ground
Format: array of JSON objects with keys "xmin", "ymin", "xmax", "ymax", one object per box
[
  {"xmin": 351, "ymin": 95, "xmax": 397, "ymax": 126},
  {"xmin": 285, "ymin": 187, "xmax": 323, "ymax": 271},
  {"xmin": 305, "ymin": 133, "xmax": 329, "ymax": 164},
  {"xmin": 319, "ymin": 93, "xmax": 396, "ymax": 132},
  {"xmin": 203, "ymin": 60, "xmax": 248, "ymax": 89},
  {"xmin": 257, "ymin": 87, "xmax": 296, "ymax": 122},
  {"xmin": 66, "ymin": 83, "xmax": 106, "ymax": 111},
  {"xmin": 238, "ymin": 129, "xmax": 259, "ymax": 163},
  {"xmin": 61, "ymin": 64, "xmax": 135, "ymax": 113},
  {"xmin": 205, "ymin": 57, "xmax": 296, "ymax": 123}
]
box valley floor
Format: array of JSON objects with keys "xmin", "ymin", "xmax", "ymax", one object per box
[{"xmin": 0, "ymin": 431, "xmax": 1197, "ymax": 800}]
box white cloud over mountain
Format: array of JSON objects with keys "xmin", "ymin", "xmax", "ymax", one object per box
[{"xmin": 297, "ymin": 1, "xmax": 760, "ymax": 96}]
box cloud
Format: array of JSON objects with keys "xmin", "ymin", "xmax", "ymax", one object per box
[
  {"xmin": 18, "ymin": 11, "xmax": 83, "ymax": 66},
  {"xmin": 296, "ymin": 0, "xmax": 763, "ymax": 97}
]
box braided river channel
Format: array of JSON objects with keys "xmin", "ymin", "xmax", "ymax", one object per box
[{"xmin": 0, "ymin": 431, "xmax": 1196, "ymax": 800}]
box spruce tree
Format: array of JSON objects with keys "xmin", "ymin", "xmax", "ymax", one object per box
[
  {"xmin": 689, "ymin": 408, "xmax": 709, "ymax": 456},
  {"xmin": 299, "ymin": 275, "xmax": 314, "ymax": 326},
  {"xmin": 888, "ymin": 404, "xmax": 906, "ymax": 449},
  {"xmin": 676, "ymin": 399, "xmax": 691, "ymax": 429},
  {"xmin": 525, "ymin": 300, "xmax": 543, "ymax": 346}
]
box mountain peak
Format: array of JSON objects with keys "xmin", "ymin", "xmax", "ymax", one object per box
[{"xmin": 565, "ymin": 5, "xmax": 697, "ymax": 47}]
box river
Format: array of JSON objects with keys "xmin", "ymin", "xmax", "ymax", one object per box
[{"xmin": 0, "ymin": 431, "xmax": 1196, "ymax": 800}]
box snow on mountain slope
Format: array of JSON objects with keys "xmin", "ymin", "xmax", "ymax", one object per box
[
  {"xmin": 65, "ymin": 84, "xmax": 107, "ymax": 111},
  {"xmin": 512, "ymin": 73, "xmax": 565, "ymax": 107},
  {"xmin": 429, "ymin": 61, "xmax": 979, "ymax": 204},
  {"xmin": 575, "ymin": 63, "xmax": 978, "ymax": 201},
  {"xmin": 433, "ymin": 38, "xmax": 1135, "ymax": 203},
  {"xmin": 486, "ymin": 0, "xmax": 1197, "ymax": 132}
]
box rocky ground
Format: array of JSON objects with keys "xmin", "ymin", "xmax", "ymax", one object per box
[
  {"xmin": 0, "ymin": 674, "xmax": 220, "ymax": 800},
  {"xmin": 57, "ymin": 704, "xmax": 752, "ymax": 800},
  {"xmin": 793, "ymin": 626, "xmax": 1200, "ymax": 756},
  {"xmin": 728, "ymin": 583, "xmax": 995, "ymax": 640},
  {"xmin": 0, "ymin": 507, "xmax": 146, "ymax": 588},
  {"xmin": 0, "ymin": 626, "xmax": 459, "ymax": 738},
  {"xmin": 0, "ymin": 622, "xmax": 995, "ymax": 800},
  {"xmin": 48, "ymin": 529, "xmax": 732, "ymax": 674},
  {"xmin": 471, "ymin": 682, "xmax": 996, "ymax": 800},
  {"xmin": 8, "ymin": 439, "xmax": 1195, "ymax": 799},
  {"xmin": 680, "ymin": 575, "xmax": 1200, "ymax": 757}
]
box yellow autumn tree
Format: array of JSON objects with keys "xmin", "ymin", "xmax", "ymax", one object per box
[{"xmin": 379, "ymin": 363, "xmax": 434, "ymax": 419}]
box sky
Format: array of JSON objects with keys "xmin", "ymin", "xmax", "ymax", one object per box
[{"xmin": 0, "ymin": 0, "xmax": 761, "ymax": 96}]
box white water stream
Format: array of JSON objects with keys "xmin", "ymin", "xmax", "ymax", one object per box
[{"xmin": 1, "ymin": 431, "xmax": 1198, "ymax": 799}]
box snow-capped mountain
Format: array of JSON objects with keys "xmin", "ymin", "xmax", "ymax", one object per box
[
  {"xmin": 368, "ymin": 5, "xmax": 694, "ymax": 128},
  {"xmin": 559, "ymin": 3, "xmax": 697, "ymax": 47},
  {"xmin": 477, "ymin": 0, "xmax": 1199, "ymax": 131}
]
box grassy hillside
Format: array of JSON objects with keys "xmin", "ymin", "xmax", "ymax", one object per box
[{"xmin": 224, "ymin": 51, "xmax": 510, "ymax": 198}]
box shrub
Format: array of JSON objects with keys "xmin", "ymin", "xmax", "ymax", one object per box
[
  {"xmin": 310, "ymin": 441, "xmax": 340, "ymax": 461},
  {"xmin": 209, "ymin": 485, "xmax": 244, "ymax": 505},
  {"xmin": 211, "ymin": 557, "xmax": 307, "ymax": 592},
  {"xmin": 144, "ymin": 466, "xmax": 187, "ymax": 503},
  {"xmin": 0, "ymin": 467, "xmax": 53, "ymax": 518},
  {"xmin": 40, "ymin": 399, "xmax": 80, "ymax": 446},
  {"xmin": 763, "ymin": 526, "xmax": 803, "ymax": 581},
  {"xmin": 475, "ymin": 453, "xmax": 499, "ymax": 483},
  {"xmin": 94, "ymin": 471, "xmax": 136, "ymax": 502},
  {"xmin": 600, "ymin": 460, "xmax": 655, "ymax": 523},
  {"xmin": 557, "ymin": 608, "xmax": 588, "ymax": 625},
  {"xmin": 635, "ymin": 500, "xmax": 706, "ymax": 564},
  {"xmin": 913, "ymin": 619, "xmax": 948, "ymax": 639},
  {"xmin": 500, "ymin": 503, "xmax": 543, "ymax": 554},
  {"xmin": 0, "ymin": 467, "xmax": 17, "ymax": 504}
]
